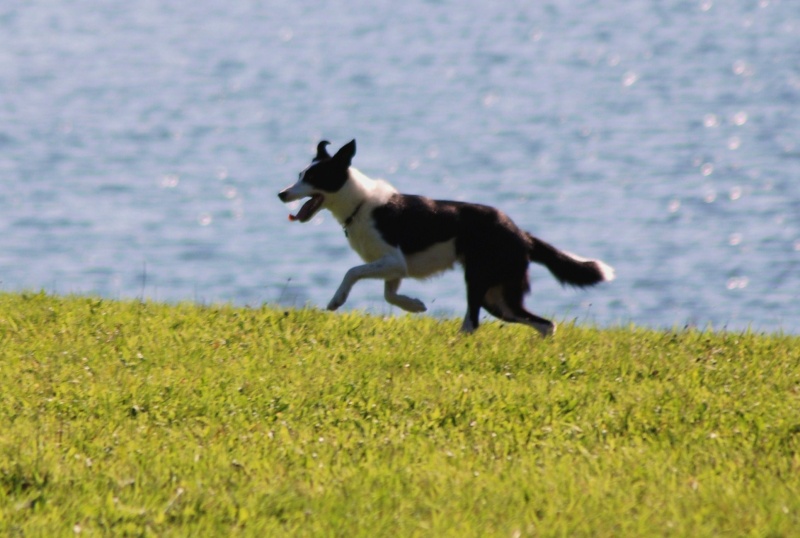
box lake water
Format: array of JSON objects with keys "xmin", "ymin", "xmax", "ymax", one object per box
[{"xmin": 1, "ymin": 0, "xmax": 799, "ymax": 332}]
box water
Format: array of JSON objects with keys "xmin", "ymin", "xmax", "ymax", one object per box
[{"xmin": 1, "ymin": 0, "xmax": 799, "ymax": 332}]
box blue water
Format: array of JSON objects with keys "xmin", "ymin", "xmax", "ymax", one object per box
[{"xmin": 1, "ymin": 1, "xmax": 799, "ymax": 332}]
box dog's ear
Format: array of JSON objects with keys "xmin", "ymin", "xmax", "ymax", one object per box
[
  {"xmin": 314, "ymin": 140, "xmax": 331, "ymax": 162},
  {"xmin": 332, "ymin": 139, "xmax": 356, "ymax": 166}
]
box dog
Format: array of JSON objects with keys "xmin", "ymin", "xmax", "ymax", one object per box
[{"xmin": 278, "ymin": 140, "xmax": 614, "ymax": 336}]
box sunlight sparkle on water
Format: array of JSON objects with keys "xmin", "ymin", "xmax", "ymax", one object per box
[
  {"xmin": 726, "ymin": 276, "xmax": 749, "ymax": 290},
  {"xmin": 703, "ymin": 114, "xmax": 719, "ymax": 128},
  {"xmin": 668, "ymin": 199, "xmax": 681, "ymax": 213},
  {"xmin": 732, "ymin": 60, "xmax": 754, "ymax": 77},
  {"xmin": 622, "ymin": 71, "xmax": 638, "ymax": 87},
  {"xmin": 161, "ymin": 174, "xmax": 179, "ymax": 188}
]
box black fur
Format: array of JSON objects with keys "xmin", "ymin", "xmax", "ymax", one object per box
[
  {"xmin": 526, "ymin": 234, "xmax": 609, "ymax": 287},
  {"xmin": 298, "ymin": 140, "xmax": 355, "ymax": 194},
  {"xmin": 371, "ymin": 195, "xmax": 462, "ymax": 254},
  {"xmin": 371, "ymin": 193, "xmax": 609, "ymax": 332},
  {"xmin": 314, "ymin": 140, "xmax": 332, "ymax": 162}
]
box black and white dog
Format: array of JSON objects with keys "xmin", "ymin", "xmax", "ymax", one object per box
[{"xmin": 278, "ymin": 140, "xmax": 614, "ymax": 336}]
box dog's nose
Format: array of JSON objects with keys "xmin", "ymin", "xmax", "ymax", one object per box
[{"xmin": 278, "ymin": 190, "xmax": 289, "ymax": 202}]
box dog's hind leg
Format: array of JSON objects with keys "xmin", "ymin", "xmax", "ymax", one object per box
[
  {"xmin": 460, "ymin": 277, "xmax": 488, "ymax": 334},
  {"xmin": 384, "ymin": 279, "xmax": 427, "ymax": 313},
  {"xmin": 483, "ymin": 285, "xmax": 556, "ymax": 337}
]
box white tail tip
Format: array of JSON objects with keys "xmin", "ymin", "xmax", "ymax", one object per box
[{"xmin": 596, "ymin": 260, "xmax": 616, "ymax": 282}]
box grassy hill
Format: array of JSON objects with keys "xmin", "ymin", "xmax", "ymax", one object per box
[{"xmin": 1, "ymin": 292, "xmax": 798, "ymax": 536}]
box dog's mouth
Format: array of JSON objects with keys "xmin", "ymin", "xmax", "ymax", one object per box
[{"xmin": 288, "ymin": 194, "xmax": 324, "ymax": 223}]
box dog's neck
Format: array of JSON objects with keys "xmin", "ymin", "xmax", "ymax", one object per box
[{"xmin": 324, "ymin": 168, "xmax": 397, "ymax": 225}]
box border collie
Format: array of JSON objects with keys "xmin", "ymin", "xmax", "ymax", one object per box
[{"xmin": 278, "ymin": 140, "xmax": 614, "ymax": 336}]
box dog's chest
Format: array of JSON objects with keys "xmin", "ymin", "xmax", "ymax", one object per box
[{"xmin": 345, "ymin": 219, "xmax": 395, "ymax": 263}]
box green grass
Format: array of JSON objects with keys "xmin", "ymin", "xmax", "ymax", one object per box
[{"xmin": 1, "ymin": 292, "xmax": 799, "ymax": 537}]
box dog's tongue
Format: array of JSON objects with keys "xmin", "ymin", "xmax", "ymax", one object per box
[{"xmin": 289, "ymin": 195, "xmax": 323, "ymax": 222}]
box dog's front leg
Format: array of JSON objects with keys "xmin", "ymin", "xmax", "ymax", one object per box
[
  {"xmin": 327, "ymin": 254, "xmax": 407, "ymax": 311},
  {"xmin": 384, "ymin": 279, "xmax": 426, "ymax": 312}
]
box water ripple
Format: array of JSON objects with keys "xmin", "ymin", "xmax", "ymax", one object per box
[{"xmin": 0, "ymin": 0, "xmax": 798, "ymax": 331}]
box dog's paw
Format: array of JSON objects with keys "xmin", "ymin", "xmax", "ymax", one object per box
[
  {"xmin": 327, "ymin": 294, "xmax": 347, "ymax": 311},
  {"xmin": 459, "ymin": 320, "xmax": 477, "ymax": 334},
  {"xmin": 404, "ymin": 298, "xmax": 427, "ymax": 313},
  {"xmin": 388, "ymin": 294, "xmax": 427, "ymax": 313},
  {"xmin": 535, "ymin": 321, "xmax": 556, "ymax": 337}
]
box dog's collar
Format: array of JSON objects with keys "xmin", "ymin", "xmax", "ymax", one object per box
[{"xmin": 343, "ymin": 202, "xmax": 364, "ymax": 237}]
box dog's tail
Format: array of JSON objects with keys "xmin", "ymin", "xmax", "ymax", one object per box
[{"xmin": 527, "ymin": 233, "xmax": 615, "ymax": 287}]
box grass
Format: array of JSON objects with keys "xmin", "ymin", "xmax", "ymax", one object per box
[{"xmin": 0, "ymin": 292, "xmax": 799, "ymax": 537}]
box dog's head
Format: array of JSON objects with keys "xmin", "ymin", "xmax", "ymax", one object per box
[{"xmin": 278, "ymin": 140, "xmax": 356, "ymax": 223}]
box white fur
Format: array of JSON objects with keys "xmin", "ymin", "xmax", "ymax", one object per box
[
  {"xmin": 279, "ymin": 177, "xmax": 316, "ymax": 202},
  {"xmin": 329, "ymin": 169, "xmax": 400, "ymax": 263},
  {"xmin": 563, "ymin": 250, "xmax": 616, "ymax": 282},
  {"xmin": 327, "ymin": 169, "xmax": 395, "ymax": 227},
  {"xmin": 595, "ymin": 260, "xmax": 616, "ymax": 282},
  {"xmin": 384, "ymin": 279, "xmax": 427, "ymax": 312},
  {"xmin": 405, "ymin": 239, "xmax": 459, "ymax": 279}
]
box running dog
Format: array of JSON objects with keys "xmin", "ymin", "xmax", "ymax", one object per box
[{"xmin": 278, "ymin": 140, "xmax": 614, "ymax": 335}]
